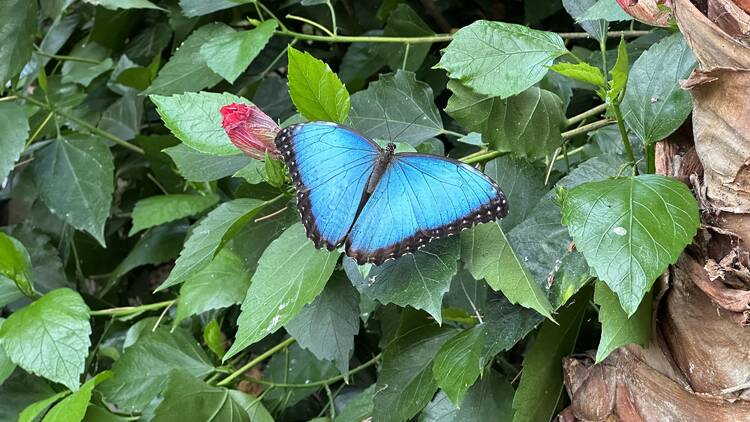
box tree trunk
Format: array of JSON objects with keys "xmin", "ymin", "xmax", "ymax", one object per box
[{"xmin": 561, "ymin": 0, "xmax": 750, "ymax": 419}]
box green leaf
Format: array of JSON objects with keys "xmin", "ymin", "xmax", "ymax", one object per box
[
  {"xmin": 262, "ymin": 343, "xmax": 338, "ymax": 408},
  {"xmin": 0, "ymin": 232, "xmax": 33, "ymax": 297},
  {"xmin": 373, "ymin": 310, "xmax": 455, "ymax": 422},
  {"xmin": 151, "ymin": 91, "xmax": 254, "ymax": 156},
  {"xmin": 227, "ymin": 390, "xmax": 273, "ymax": 422},
  {"xmin": 0, "ymin": 288, "xmax": 91, "ymax": 391},
  {"xmin": 163, "ymin": 144, "xmax": 251, "ymax": 182},
  {"xmin": 6, "ymin": 226, "xmax": 70, "ymax": 295},
  {"xmin": 461, "ymin": 222, "xmax": 554, "ymax": 320},
  {"xmin": 608, "ymin": 37, "xmax": 629, "ymax": 101},
  {"xmin": 174, "ymin": 249, "xmax": 251, "ymax": 323},
  {"xmin": 129, "ymin": 193, "xmax": 219, "ymax": 235},
  {"xmin": 560, "ymin": 175, "xmax": 699, "ymax": 315},
  {"xmin": 285, "ymin": 272, "xmax": 360, "ymax": 373},
  {"xmin": 594, "ymin": 280, "xmax": 651, "ymax": 362},
  {"xmin": 335, "ymin": 385, "xmax": 376, "ymax": 422},
  {"xmin": 0, "ymin": 319, "xmax": 13, "ymax": 385},
  {"xmin": 287, "ymin": 47, "xmax": 350, "ymax": 123},
  {"xmin": 32, "ymin": 135, "xmax": 114, "ymax": 246},
  {"xmin": 18, "ymin": 391, "xmax": 70, "ymax": 422},
  {"xmin": 178, "ymin": 0, "xmax": 252, "ymax": 17},
  {"xmin": 0, "ymin": 371, "xmax": 56, "ymax": 421},
  {"xmin": 200, "ymin": 20, "xmax": 277, "ymax": 84},
  {"xmin": 82, "ymin": 0, "xmax": 163, "ymax": 10},
  {"xmin": 550, "ymin": 62, "xmax": 605, "ymax": 88},
  {"xmin": 0, "ymin": 102, "xmax": 29, "ymax": 182},
  {"xmin": 152, "ymin": 370, "xmax": 249, "ymax": 422},
  {"xmin": 203, "ymin": 319, "xmax": 226, "ymax": 359},
  {"xmin": 484, "ymin": 156, "xmax": 547, "ymax": 231},
  {"xmin": 43, "ymin": 371, "xmax": 113, "ymax": 422},
  {"xmin": 108, "ymin": 222, "xmax": 187, "ymax": 286},
  {"xmin": 437, "ymin": 20, "xmax": 567, "ymax": 99},
  {"xmin": 224, "ymin": 223, "xmax": 339, "ymax": 360},
  {"xmin": 158, "ymin": 198, "xmax": 269, "ymax": 290},
  {"xmin": 350, "ymin": 237, "xmax": 459, "ymax": 323},
  {"xmin": 233, "ymin": 160, "xmax": 267, "ymax": 184},
  {"xmin": 481, "ymin": 293, "xmax": 544, "ymax": 359},
  {"xmin": 563, "ymin": 0, "xmax": 607, "ymax": 42},
  {"xmin": 0, "ymin": 0, "xmax": 37, "ymax": 85},
  {"xmin": 512, "ymin": 288, "xmax": 591, "ymax": 422},
  {"xmin": 432, "ymin": 325, "xmax": 485, "ymax": 406},
  {"xmin": 421, "ymin": 370, "xmax": 514, "ymax": 422},
  {"xmin": 0, "ymin": 277, "xmax": 23, "ymax": 308},
  {"xmin": 621, "ymin": 33, "xmax": 697, "ymax": 144},
  {"xmin": 98, "ymin": 328, "xmax": 214, "ymax": 412},
  {"xmin": 144, "ymin": 23, "xmax": 233, "ymax": 95},
  {"xmin": 377, "ymin": 4, "xmax": 434, "ymax": 71},
  {"xmin": 61, "ymin": 43, "xmax": 114, "ymax": 86},
  {"xmin": 349, "ymin": 70, "xmax": 443, "ymax": 145},
  {"xmin": 578, "ymin": 0, "xmax": 633, "ymax": 21},
  {"xmin": 446, "ymin": 82, "xmax": 565, "ymax": 159}
]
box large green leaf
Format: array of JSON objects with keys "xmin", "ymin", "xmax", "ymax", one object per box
[
  {"xmin": 578, "ymin": 0, "xmax": 632, "ymax": 21},
  {"xmin": 621, "ymin": 33, "xmax": 697, "ymax": 144},
  {"xmin": 446, "ymin": 82, "xmax": 565, "ymax": 159},
  {"xmin": 562, "ymin": 0, "xmax": 607, "ymax": 42},
  {"xmin": 481, "ymin": 293, "xmax": 545, "ymax": 359},
  {"xmin": 224, "ymin": 223, "xmax": 339, "ymax": 360},
  {"xmin": 484, "ymin": 156, "xmax": 547, "ymax": 231},
  {"xmin": 98, "ymin": 328, "xmax": 214, "ymax": 412},
  {"xmin": 349, "ymin": 70, "xmax": 443, "ymax": 145},
  {"xmin": 178, "ymin": 0, "xmax": 252, "ymax": 17},
  {"xmin": 152, "ymin": 370, "xmax": 249, "ymax": 422},
  {"xmin": 432, "ymin": 324, "xmax": 485, "ymax": 405},
  {"xmin": 594, "ymin": 280, "xmax": 651, "ymax": 362},
  {"xmin": 373, "ymin": 311, "xmax": 455, "ymax": 422},
  {"xmin": 262, "ymin": 343, "xmax": 338, "ymax": 408},
  {"xmin": 32, "ymin": 135, "xmax": 114, "ymax": 246},
  {"xmin": 129, "ymin": 193, "xmax": 219, "ymax": 235},
  {"xmin": 0, "ymin": 319, "xmax": 13, "ymax": 385},
  {"xmin": 336, "ymin": 385, "xmax": 376, "ymax": 422},
  {"xmin": 158, "ymin": 198, "xmax": 269, "ymax": 290},
  {"xmin": 163, "ymin": 144, "xmax": 251, "ymax": 182},
  {"xmin": 0, "ymin": 0, "xmax": 37, "ymax": 85},
  {"xmin": 151, "ymin": 91, "xmax": 253, "ymax": 156},
  {"xmin": 0, "ymin": 289, "xmax": 91, "ymax": 391},
  {"xmin": 350, "ymin": 237, "xmax": 459, "ymax": 323},
  {"xmin": 560, "ymin": 174, "xmax": 699, "ymax": 315},
  {"xmin": 7, "ymin": 225, "xmax": 71, "ymax": 295},
  {"xmin": 285, "ymin": 272, "xmax": 360, "ymax": 373},
  {"xmin": 512, "ymin": 288, "xmax": 590, "ymax": 422},
  {"xmin": 287, "ymin": 47, "xmax": 350, "ymax": 123},
  {"xmin": 201, "ymin": 20, "xmax": 277, "ymax": 84},
  {"xmin": 144, "ymin": 23, "xmax": 233, "ymax": 95},
  {"xmin": 0, "ymin": 102, "xmax": 29, "ymax": 183},
  {"xmin": 18, "ymin": 391, "xmax": 70, "ymax": 422},
  {"xmin": 421, "ymin": 370, "xmax": 514, "ymax": 422},
  {"xmin": 461, "ymin": 222, "xmax": 553, "ymax": 320},
  {"xmin": 108, "ymin": 222, "xmax": 187, "ymax": 286},
  {"xmin": 82, "ymin": 0, "xmax": 162, "ymax": 10},
  {"xmin": 174, "ymin": 249, "xmax": 251, "ymax": 323},
  {"xmin": 228, "ymin": 390, "xmax": 274, "ymax": 422},
  {"xmin": 437, "ymin": 20, "xmax": 567, "ymax": 99},
  {"xmin": 0, "ymin": 372, "xmax": 56, "ymax": 421},
  {"xmin": 43, "ymin": 372, "xmax": 112, "ymax": 422},
  {"xmin": 60, "ymin": 43, "xmax": 114, "ymax": 86}
]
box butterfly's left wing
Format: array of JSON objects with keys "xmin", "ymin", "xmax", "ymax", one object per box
[{"xmin": 346, "ymin": 153, "xmax": 508, "ymax": 264}]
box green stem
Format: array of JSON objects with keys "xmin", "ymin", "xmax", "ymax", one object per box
[
  {"xmin": 441, "ymin": 129, "xmax": 467, "ymax": 138},
  {"xmin": 559, "ymin": 30, "xmax": 651, "ymax": 39},
  {"xmin": 286, "ymin": 14, "xmax": 334, "ymax": 37},
  {"xmin": 274, "ymin": 28, "xmax": 454, "ymax": 44},
  {"xmin": 461, "ymin": 150, "xmax": 503, "ymax": 165},
  {"xmin": 26, "ymin": 111, "xmax": 54, "ymax": 148},
  {"xmin": 216, "ymin": 337, "xmax": 297, "ymax": 386},
  {"xmin": 610, "ymin": 102, "xmax": 638, "ymax": 174},
  {"xmin": 325, "ymin": 0, "xmax": 337, "ymax": 36},
  {"xmin": 646, "ymin": 142, "xmax": 656, "ymax": 174},
  {"xmin": 89, "ymin": 299, "xmax": 176, "ymax": 317},
  {"xmin": 560, "ymin": 119, "xmax": 613, "ymax": 139},
  {"xmin": 34, "ymin": 47, "xmax": 103, "ymax": 64},
  {"xmin": 238, "ymin": 353, "xmax": 381, "ymax": 388},
  {"xmin": 565, "ymin": 103, "xmax": 607, "ymax": 127},
  {"xmin": 19, "ymin": 95, "xmax": 145, "ymax": 154}
]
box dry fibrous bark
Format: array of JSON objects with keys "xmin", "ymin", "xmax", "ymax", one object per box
[{"xmin": 561, "ymin": 0, "xmax": 750, "ymax": 419}]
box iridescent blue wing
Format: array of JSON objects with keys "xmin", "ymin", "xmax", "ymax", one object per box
[
  {"xmin": 346, "ymin": 153, "xmax": 508, "ymax": 264},
  {"xmin": 275, "ymin": 122, "xmax": 380, "ymax": 250}
]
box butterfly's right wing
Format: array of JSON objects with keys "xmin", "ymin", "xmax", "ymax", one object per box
[{"xmin": 275, "ymin": 122, "xmax": 381, "ymax": 249}]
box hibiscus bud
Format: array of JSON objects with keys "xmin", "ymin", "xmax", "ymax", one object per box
[
  {"xmin": 616, "ymin": 0, "xmax": 672, "ymax": 27},
  {"xmin": 220, "ymin": 103, "xmax": 280, "ymax": 160}
]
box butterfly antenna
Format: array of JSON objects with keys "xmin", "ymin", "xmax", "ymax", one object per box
[
  {"xmin": 392, "ymin": 112, "xmax": 425, "ymax": 143},
  {"xmin": 377, "ymin": 102, "xmax": 394, "ymax": 143}
]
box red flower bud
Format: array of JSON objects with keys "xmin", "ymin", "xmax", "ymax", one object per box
[
  {"xmin": 220, "ymin": 103, "xmax": 280, "ymax": 160},
  {"xmin": 616, "ymin": 0, "xmax": 672, "ymax": 27}
]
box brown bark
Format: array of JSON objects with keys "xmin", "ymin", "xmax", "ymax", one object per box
[{"xmin": 561, "ymin": 0, "xmax": 750, "ymax": 419}]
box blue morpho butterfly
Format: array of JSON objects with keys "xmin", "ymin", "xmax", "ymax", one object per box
[{"xmin": 275, "ymin": 121, "xmax": 508, "ymax": 265}]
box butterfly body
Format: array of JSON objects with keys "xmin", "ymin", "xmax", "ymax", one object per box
[{"xmin": 275, "ymin": 122, "xmax": 508, "ymax": 265}]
